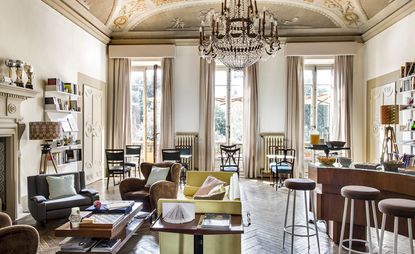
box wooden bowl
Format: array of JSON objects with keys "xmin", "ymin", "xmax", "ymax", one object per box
[{"xmin": 318, "ymin": 156, "xmax": 336, "ymax": 166}]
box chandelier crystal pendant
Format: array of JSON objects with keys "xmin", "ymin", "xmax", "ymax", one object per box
[{"xmin": 199, "ymin": 0, "xmax": 281, "ymax": 70}]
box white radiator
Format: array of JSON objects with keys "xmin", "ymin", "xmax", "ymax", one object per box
[
  {"xmin": 260, "ymin": 133, "xmax": 285, "ymax": 173},
  {"xmin": 175, "ymin": 132, "xmax": 198, "ymax": 170}
]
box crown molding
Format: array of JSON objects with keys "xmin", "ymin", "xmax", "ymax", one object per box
[
  {"xmin": 362, "ymin": 1, "xmax": 415, "ymax": 42},
  {"xmin": 42, "ymin": 0, "xmax": 111, "ymax": 44}
]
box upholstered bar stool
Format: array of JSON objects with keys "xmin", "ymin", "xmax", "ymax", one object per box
[
  {"xmin": 283, "ymin": 178, "xmax": 321, "ymax": 254},
  {"xmin": 338, "ymin": 185, "xmax": 381, "ymax": 254},
  {"xmin": 378, "ymin": 198, "xmax": 415, "ymax": 254}
]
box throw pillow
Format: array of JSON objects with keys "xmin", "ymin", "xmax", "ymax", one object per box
[
  {"xmin": 194, "ymin": 191, "xmax": 226, "ymax": 200},
  {"xmin": 145, "ymin": 167, "xmax": 170, "ymax": 187},
  {"xmin": 46, "ymin": 175, "xmax": 77, "ymax": 199},
  {"xmin": 194, "ymin": 176, "xmax": 226, "ymax": 196}
]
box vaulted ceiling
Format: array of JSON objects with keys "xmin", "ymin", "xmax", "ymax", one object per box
[{"xmin": 46, "ymin": 0, "xmax": 414, "ymax": 42}]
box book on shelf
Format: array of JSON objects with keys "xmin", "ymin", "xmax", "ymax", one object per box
[
  {"xmin": 59, "ymin": 237, "xmax": 97, "ymax": 252},
  {"xmin": 198, "ymin": 213, "xmax": 231, "ymax": 230},
  {"xmin": 90, "ymin": 239, "xmax": 120, "ymax": 253}
]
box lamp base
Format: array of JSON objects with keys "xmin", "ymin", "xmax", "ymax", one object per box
[{"xmin": 39, "ymin": 143, "xmax": 58, "ymax": 174}]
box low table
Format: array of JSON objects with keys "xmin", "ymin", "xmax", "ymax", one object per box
[
  {"xmin": 55, "ymin": 202, "xmax": 143, "ymax": 254},
  {"xmin": 150, "ymin": 213, "xmax": 243, "ymax": 254}
]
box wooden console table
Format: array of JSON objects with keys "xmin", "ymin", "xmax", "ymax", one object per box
[
  {"xmin": 309, "ymin": 164, "xmax": 415, "ymax": 250},
  {"xmin": 55, "ymin": 202, "xmax": 143, "ymax": 254},
  {"xmin": 150, "ymin": 214, "xmax": 243, "ymax": 254}
]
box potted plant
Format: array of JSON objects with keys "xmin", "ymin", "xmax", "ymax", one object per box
[{"xmin": 382, "ymin": 160, "xmax": 404, "ymax": 172}]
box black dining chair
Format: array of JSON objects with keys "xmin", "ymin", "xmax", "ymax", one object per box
[
  {"xmin": 125, "ymin": 145, "xmax": 142, "ymax": 178},
  {"xmin": 161, "ymin": 149, "xmax": 181, "ymax": 163},
  {"xmin": 105, "ymin": 149, "xmax": 131, "ymax": 190},
  {"xmin": 175, "ymin": 145, "xmax": 192, "ymax": 185},
  {"xmin": 220, "ymin": 146, "xmax": 241, "ymax": 176},
  {"xmin": 269, "ymin": 146, "xmax": 296, "ymax": 190}
]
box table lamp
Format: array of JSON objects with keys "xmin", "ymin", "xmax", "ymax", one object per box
[
  {"xmin": 380, "ymin": 105, "xmax": 399, "ymax": 163},
  {"xmin": 29, "ymin": 121, "xmax": 62, "ymax": 174}
]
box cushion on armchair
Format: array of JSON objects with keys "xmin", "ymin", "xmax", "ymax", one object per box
[
  {"xmin": 194, "ymin": 184, "xmax": 226, "ymax": 200},
  {"xmin": 46, "ymin": 175, "xmax": 77, "ymax": 199},
  {"xmin": 145, "ymin": 167, "xmax": 170, "ymax": 187}
]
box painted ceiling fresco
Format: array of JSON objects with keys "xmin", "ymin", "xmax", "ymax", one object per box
[{"xmin": 73, "ymin": 0, "xmax": 410, "ymax": 38}]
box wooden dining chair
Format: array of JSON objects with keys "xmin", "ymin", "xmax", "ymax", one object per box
[
  {"xmin": 105, "ymin": 149, "xmax": 131, "ymax": 190},
  {"xmin": 220, "ymin": 146, "xmax": 241, "ymax": 176},
  {"xmin": 125, "ymin": 145, "xmax": 142, "ymax": 178},
  {"xmin": 269, "ymin": 146, "xmax": 296, "ymax": 190}
]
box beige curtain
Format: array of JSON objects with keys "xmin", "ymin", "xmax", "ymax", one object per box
[
  {"xmin": 107, "ymin": 58, "xmax": 132, "ymax": 149},
  {"xmin": 198, "ymin": 59, "xmax": 216, "ymax": 171},
  {"xmin": 285, "ymin": 56, "xmax": 305, "ymax": 177},
  {"xmin": 333, "ymin": 55, "xmax": 353, "ymax": 147},
  {"xmin": 160, "ymin": 58, "xmax": 175, "ymax": 151},
  {"xmin": 243, "ymin": 64, "xmax": 260, "ymax": 178}
]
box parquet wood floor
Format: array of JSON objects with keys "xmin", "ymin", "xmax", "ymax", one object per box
[{"xmin": 17, "ymin": 178, "xmax": 411, "ymax": 254}]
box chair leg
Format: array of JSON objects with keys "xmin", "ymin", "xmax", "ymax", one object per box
[
  {"xmin": 348, "ymin": 199, "xmax": 355, "ymax": 254},
  {"xmin": 339, "ymin": 198, "xmax": 349, "ymax": 254},
  {"xmin": 283, "ymin": 189, "xmax": 291, "ymax": 249},
  {"xmin": 291, "ymin": 190, "xmax": 296, "ymax": 254},
  {"xmin": 365, "ymin": 201, "xmax": 373, "ymax": 254},
  {"xmin": 393, "ymin": 216, "xmax": 398, "ymax": 254},
  {"xmin": 409, "ymin": 218, "xmax": 414, "ymax": 254},
  {"xmin": 112, "ymin": 173, "xmax": 116, "ymax": 186},
  {"xmin": 311, "ymin": 190, "xmax": 321, "ymax": 254},
  {"xmin": 379, "ymin": 213, "xmax": 386, "ymax": 254},
  {"xmin": 371, "ymin": 200, "xmax": 380, "ymax": 245},
  {"xmin": 304, "ymin": 191, "xmax": 310, "ymax": 250},
  {"xmin": 106, "ymin": 175, "xmax": 110, "ymax": 190}
]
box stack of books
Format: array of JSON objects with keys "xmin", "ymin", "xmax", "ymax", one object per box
[
  {"xmin": 198, "ymin": 213, "xmax": 231, "ymax": 230},
  {"xmin": 60, "ymin": 237, "xmax": 97, "ymax": 252}
]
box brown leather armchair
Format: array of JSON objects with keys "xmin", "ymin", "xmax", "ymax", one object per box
[
  {"xmin": 0, "ymin": 212, "xmax": 39, "ymax": 254},
  {"xmin": 119, "ymin": 162, "xmax": 181, "ymax": 212}
]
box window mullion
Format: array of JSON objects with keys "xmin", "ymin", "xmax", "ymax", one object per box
[
  {"xmin": 226, "ymin": 68, "xmax": 231, "ymax": 145},
  {"xmin": 312, "ymin": 65, "xmax": 317, "ymax": 128}
]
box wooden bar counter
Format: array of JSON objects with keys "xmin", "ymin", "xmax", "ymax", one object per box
[{"xmin": 308, "ymin": 163, "xmax": 415, "ymax": 248}]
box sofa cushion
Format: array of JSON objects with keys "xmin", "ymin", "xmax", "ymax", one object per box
[
  {"xmin": 145, "ymin": 167, "xmax": 170, "ymax": 187},
  {"xmin": 194, "ymin": 176, "xmax": 225, "ymax": 196},
  {"xmin": 194, "ymin": 184, "xmax": 226, "ymax": 200},
  {"xmin": 124, "ymin": 190, "xmax": 150, "ymax": 199},
  {"xmin": 46, "ymin": 175, "xmax": 77, "ymax": 199},
  {"xmin": 45, "ymin": 194, "xmax": 91, "ymax": 211},
  {"xmin": 183, "ymin": 185, "xmax": 199, "ymax": 197}
]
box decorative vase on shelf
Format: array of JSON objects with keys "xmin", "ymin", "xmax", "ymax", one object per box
[{"xmin": 69, "ymin": 207, "xmax": 81, "ymax": 228}]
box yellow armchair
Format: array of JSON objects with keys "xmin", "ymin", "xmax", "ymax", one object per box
[{"xmin": 183, "ymin": 171, "xmax": 239, "ymax": 199}]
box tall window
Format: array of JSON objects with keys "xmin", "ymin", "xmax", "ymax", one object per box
[
  {"xmin": 214, "ymin": 66, "xmax": 244, "ymax": 149},
  {"xmin": 303, "ymin": 61, "xmax": 334, "ymax": 145},
  {"xmin": 130, "ymin": 61, "xmax": 162, "ymax": 162}
]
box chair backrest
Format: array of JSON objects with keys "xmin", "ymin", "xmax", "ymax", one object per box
[
  {"xmin": 269, "ymin": 145, "xmax": 296, "ymax": 166},
  {"xmin": 162, "ymin": 149, "xmax": 181, "ymax": 162},
  {"xmin": 0, "ymin": 221, "xmax": 39, "ymax": 254},
  {"xmin": 220, "ymin": 147, "xmax": 241, "ymax": 166},
  {"xmin": 105, "ymin": 149, "xmax": 125, "ymax": 166},
  {"xmin": 27, "ymin": 171, "xmax": 84, "ymax": 199},
  {"xmin": 220, "ymin": 144, "xmax": 237, "ymax": 150},
  {"xmin": 140, "ymin": 162, "xmax": 181, "ymax": 185},
  {"xmin": 126, "ymin": 145, "xmax": 141, "ymax": 156}
]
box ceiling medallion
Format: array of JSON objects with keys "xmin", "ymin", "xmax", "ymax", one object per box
[{"xmin": 199, "ymin": 0, "xmax": 281, "ymax": 70}]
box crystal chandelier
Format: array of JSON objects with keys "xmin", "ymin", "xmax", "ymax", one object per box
[{"xmin": 199, "ymin": 0, "xmax": 281, "ymax": 70}]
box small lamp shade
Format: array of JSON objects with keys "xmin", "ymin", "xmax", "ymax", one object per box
[
  {"xmin": 29, "ymin": 122, "xmax": 62, "ymax": 140},
  {"xmin": 380, "ymin": 105, "xmax": 399, "ymax": 125}
]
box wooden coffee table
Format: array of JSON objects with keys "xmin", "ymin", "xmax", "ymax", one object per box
[{"xmin": 55, "ymin": 202, "xmax": 143, "ymax": 254}]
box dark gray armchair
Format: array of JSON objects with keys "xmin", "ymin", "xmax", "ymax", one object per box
[{"xmin": 27, "ymin": 171, "xmax": 99, "ymax": 223}]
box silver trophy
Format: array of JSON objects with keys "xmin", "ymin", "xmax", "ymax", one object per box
[
  {"xmin": 5, "ymin": 59, "xmax": 15, "ymax": 85},
  {"xmin": 15, "ymin": 60, "xmax": 24, "ymax": 87},
  {"xmin": 24, "ymin": 64, "xmax": 34, "ymax": 89}
]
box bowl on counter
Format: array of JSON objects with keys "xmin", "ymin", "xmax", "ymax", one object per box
[
  {"xmin": 326, "ymin": 141, "xmax": 346, "ymax": 148},
  {"xmin": 382, "ymin": 161, "xmax": 405, "ymax": 172},
  {"xmin": 318, "ymin": 156, "xmax": 337, "ymax": 166},
  {"xmin": 337, "ymin": 157, "xmax": 352, "ymax": 167}
]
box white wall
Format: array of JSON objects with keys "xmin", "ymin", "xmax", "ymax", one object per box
[
  {"xmin": 174, "ymin": 46, "xmax": 200, "ymax": 132},
  {"xmin": 364, "ymin": 11, "xmax": 415, "ymax": 80},
  {"xmin": 0, "ymin": 0, "xmax": 107, "ymax": 214},
  {"xmin": 258, "ymin": 49, "xmax": 287, "ymax": 133}
]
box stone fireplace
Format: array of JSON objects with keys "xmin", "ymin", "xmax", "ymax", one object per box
[{"xmin": 0, "ymin": 84, "xmax": 37, "ymax": 219}]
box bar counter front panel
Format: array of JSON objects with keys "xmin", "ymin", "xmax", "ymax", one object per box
[{"xmin": 308, "ymin": 164, "xmax": 415, "ymax": 245}]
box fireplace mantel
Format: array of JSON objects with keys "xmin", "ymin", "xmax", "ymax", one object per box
[
  {"xmin": 0, "ymin": 82, "xmax": 38, "ymax": 219},
  {"xmin": 0, "ymin": 83, "xmax": 39, "ymax": 119}
]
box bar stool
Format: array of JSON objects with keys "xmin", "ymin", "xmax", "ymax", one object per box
[
  {"xmin": 338, "ymin": 185, "xmax": 381, "ymax": 254},
  {"xmin": 378, "ymin": 198, "xmax": 415, "ymax": 254},
  {"xmin": 283, "ymin": 178, "xmax": 320, "ymax": 254}
]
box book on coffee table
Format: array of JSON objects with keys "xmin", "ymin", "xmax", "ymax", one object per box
[
  {"xmin": 198, "ymin": 213, "xmax": 231, "ymax": 230},
  {"xmin": 60, "ymin": 237, "xmax": 97, "ymax": 252},
  {"xmin": 90, "ymin": 239, "xmax": 120, "ymax": 252}
]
